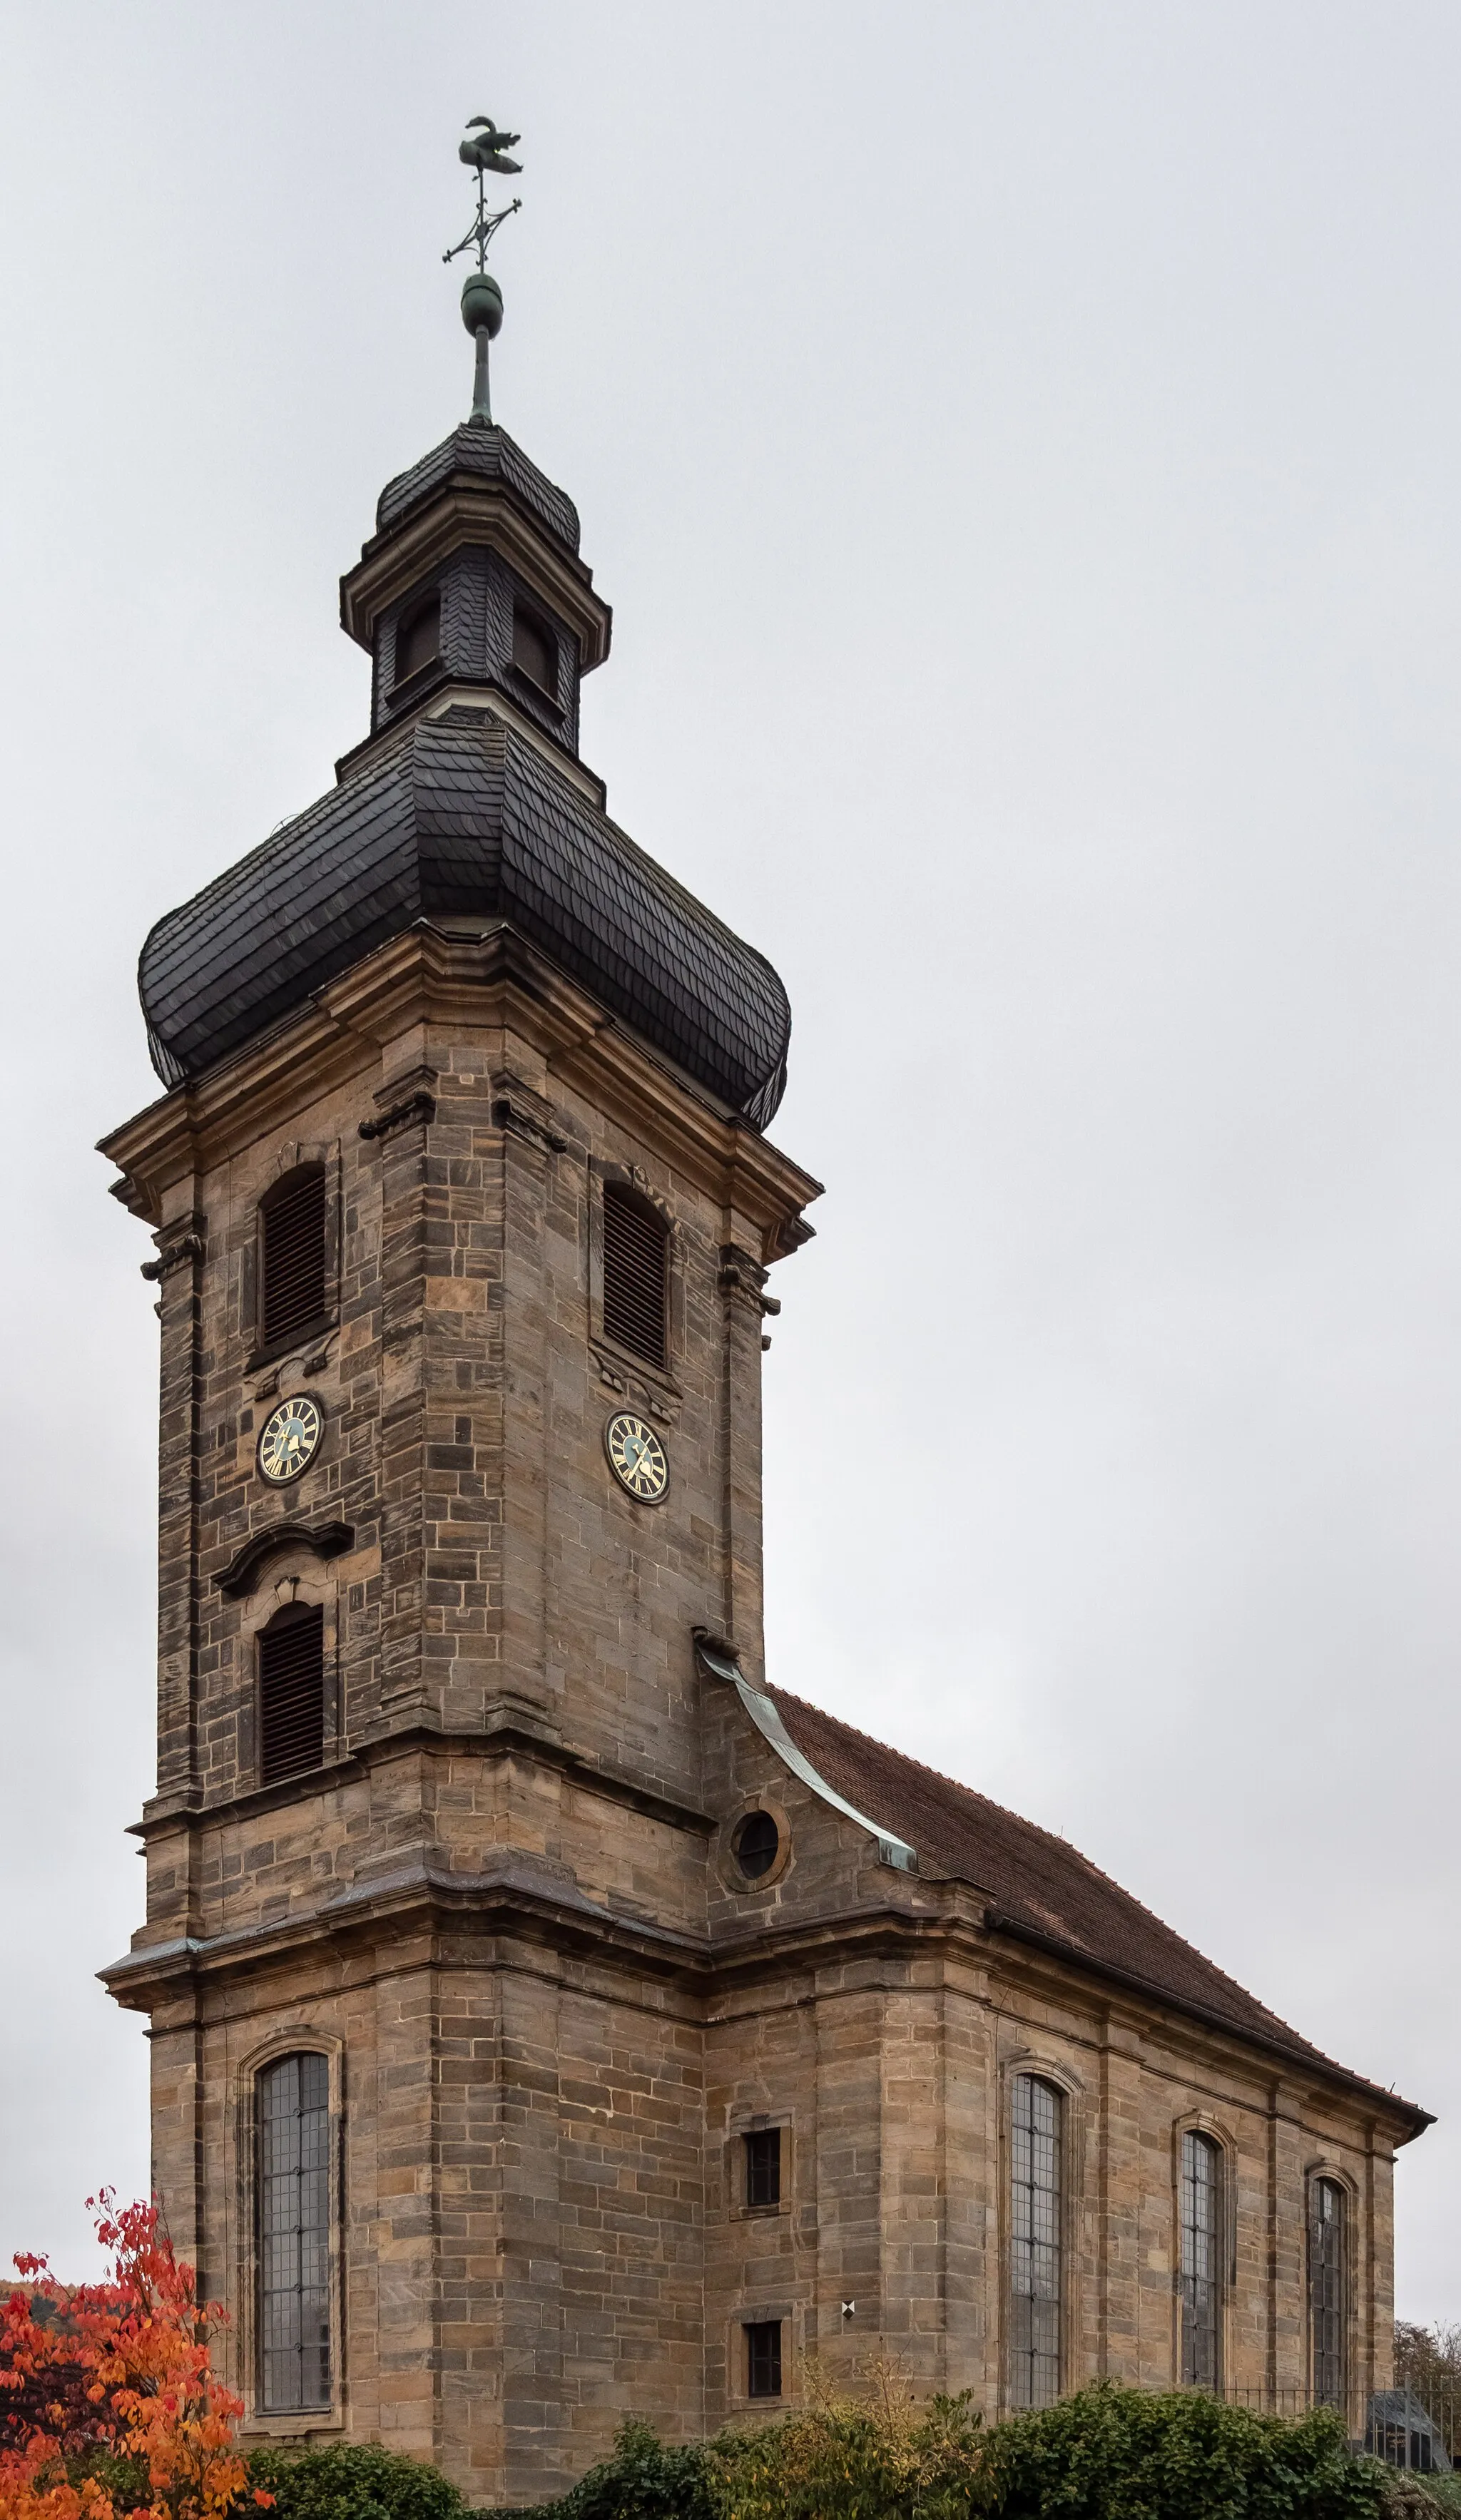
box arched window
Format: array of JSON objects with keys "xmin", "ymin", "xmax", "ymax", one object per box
[
  {"xmin": 602, "ymin": 1183, "xmax": 668, "ymax": 1370},
  {"xmin": 1180, "ymin": 2131, "xmax": 1223, "ymax": 2389},
  {"xmin": 258, "ymin": 1601, "xmax": 325, "ymax": 1785},
  {"xmin": 258, "ymin": 1164, "xmax": 327, "ymax": 1353},
  {"xmin": 1009, "ymin": 2074, "xmax": 1063, "ymax": 2409},
  {"xmin": 257, "ymin": 2051, "xmax": 331, "ymax": 2412},
  {"xmin": 394, "ymin": 593, "xmax": 441, "ymax": 685},
  {"xmin": 1310, "ymin": 2178, "xmax": 1348, "ymax": 2412}
]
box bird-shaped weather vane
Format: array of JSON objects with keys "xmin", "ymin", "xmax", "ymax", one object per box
[{"xmin": 444, "ymin": 116, "xmax": 523, "ymax": 427}]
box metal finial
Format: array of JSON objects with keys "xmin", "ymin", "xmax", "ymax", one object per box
[{"xmin": 443, "ymin": 116, "xmax": 522, "ymax": 428}]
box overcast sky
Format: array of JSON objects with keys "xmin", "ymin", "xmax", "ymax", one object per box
[{"xmin": 3, "ymin": 0, "xmax": 1460, "ymax": 2325}]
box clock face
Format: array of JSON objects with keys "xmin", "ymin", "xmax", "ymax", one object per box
[
  {"xmin": 604, "ymin": 1411, "xmax": 669, "ymax": 1504},
  {"xmin": 258, "ymin": 1393, "xmax": 325, "ymax": 1486}
]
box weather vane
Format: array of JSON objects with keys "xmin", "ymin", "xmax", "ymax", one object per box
[{"xmin": 444, "ymin": 116, "xmax": 522, "ymax": 428}]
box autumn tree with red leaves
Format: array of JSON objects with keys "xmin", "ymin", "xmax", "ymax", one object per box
[{"xmin": 0, "ymin": 2195, "xmax": 269, "ymax": 2520}]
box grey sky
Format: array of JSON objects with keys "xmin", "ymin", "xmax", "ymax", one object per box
[{"xmin": 3, "ymin": 1, "xmax": 1459, "ymax": 2320}]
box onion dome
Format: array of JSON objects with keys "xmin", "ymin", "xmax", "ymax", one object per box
[{"xmin": 136, "ymin": 421, "xmax": 791, "ymax": 1129}]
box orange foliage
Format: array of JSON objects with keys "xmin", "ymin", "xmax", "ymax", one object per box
[{"xmin": 0, "ymin": 2195, "xmax": 269, "ymax": 2520}]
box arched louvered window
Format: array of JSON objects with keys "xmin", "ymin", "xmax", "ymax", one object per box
[
  {"xmin": 602, "ymin": 1183, "xmax": 668, "ymax": 1370},
  {"xmin": 257, "ymin": 2051, "xmax": 331, "ymax": 2412},
  {"xmin": 1310, "ymin": 2178, "xmax": 1348, "ymax": 2412},
  {"xmin": 259, "ymin": 1601, "xmax": 325, "ymax": 1786},
  {"xmin": 395, "ymin": 593, "xmax": 440, "ymax": 684},
  {"xmin": 1180, "ymin": 2131, "xmax": 1223, "ymax": 2390},
  {"xmin": 1009, "ymin": 2074, "xmax": 1063, "ymax": 2409},
  {"xmin": 259, "ymin": 1165, "xmax": 328, "ymax": 1353}
]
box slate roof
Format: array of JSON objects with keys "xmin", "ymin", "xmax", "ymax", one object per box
[
  {"xmin": 770, "ymin": 1687, "xmax": 1430, "ymax": 2129},
  {"xmin": 373, "ymin": 424, "xmax": 581, "ymax": 553},
  {"xmin": 138, "ymin": 710, "xmax": 791, "ymax": 1126}
]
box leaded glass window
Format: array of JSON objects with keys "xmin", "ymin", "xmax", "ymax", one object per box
[
  {"xmin": 745, "ymin": 2320, "xmax": 782, "ymax": 2399},
  {"xmin": 258, "ymin": 2051, "xmax": 331, "ymax": 2412},
  {"xmin": 1180, "ymin": 2131, "xmax": 1222, "ymax": 2390},
  {"xmin": 1310, "ymin": 2178, "xmax": 1347, "ymax": 2412},
  {"xmin": 1009, "ymin": 2074, "xmax": 1063, "ymax": 2409},
  {"xmin": 745, "ymin": 2128, "xmax": 781, "ymax": 2209}
]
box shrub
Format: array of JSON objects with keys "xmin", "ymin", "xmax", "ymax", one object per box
[
  {"xmin": 242, "ymin": 2447, "xmax": 467, "ymax": 2520},
  {"xmin": 532, "ymin": 2419, "xmax": 718, "ymax": 2520},
  {"xmin": 991, "ymin": 2386, "xmax": 1385, "ymax": 2520},
  {"xmin": 501, "ymin": 2382, "xmax": 1393, "ymax": 2520},
  {"xmin": 710, "ymin": 2366, "xmax": 992, "ymax": 2520}
]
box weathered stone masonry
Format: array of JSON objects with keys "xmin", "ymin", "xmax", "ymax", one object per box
[{"xmin": 99, "ymin": 411, "xmax": 1427, "ymax": 2509}]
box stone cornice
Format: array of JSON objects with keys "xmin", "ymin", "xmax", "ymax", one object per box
[
  {"xmin": 335, "ymin": 685, "xmax": 609, "ymax": 810},
  {"xmin": 213, "ymin": 1519, "xmax": 357, "ymax": 1599},
  {"xmin": 97, "ymin": 923, "xmax": 822, "ymax": 1255},
  {"xmin": 126, "ymin": 1720, "xmax": 718, "ymax": 1845},
  {"xmin": 96, "ymin": 1857, "xmax": 1430, "ymax": 2143},
  {"xmin": 340, "ymin": 484, "xmax": 612, "ymax": 670}
]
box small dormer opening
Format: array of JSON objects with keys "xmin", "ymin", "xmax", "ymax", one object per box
[
  {"xmin": 394, "ymin": 593, "xmax": 441, "ymax": 687},
  {"xmin": 511, "ymin": 603, "xmax": 557, "ymax": 700}
]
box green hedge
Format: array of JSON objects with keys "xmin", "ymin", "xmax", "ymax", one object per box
[
  {"xmin": 246, "ymin": 2442, "xmax": 472, "ymax": 2520},
  {"xmin": 990, "ymin": 2387, "xmax": 1382, "ymax": 2520},
  {"xmin": 240, "ymin": 2386, "xmax": 1418, "ymax": 2520}
]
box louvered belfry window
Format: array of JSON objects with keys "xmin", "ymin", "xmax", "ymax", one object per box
[
  {"xmin": 602, "ymin": 1183, "xmax": 668, "ymax": 1369},
  {"xmin": 258, "ymin": 2051, "xmax": 331, "ymax": 2412},
  {"xmin": 511, "ymin": 604, "xmax": 556, "ymax": 697},
  {"xmin": 260, "ymin": 1165, "xmax": 327, "ymax": 1352},
  {"xmin": 259, "ymin": 1603, "xmax": 326, "ymax": 1786},
  {"xmin": 395, "ymin": 593, "xmax": 440, "ymax": 684}
]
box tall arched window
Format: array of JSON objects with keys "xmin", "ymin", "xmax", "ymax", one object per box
[
  {"xmin": 1180, "ymin": 2131, "xmax": 1223, "ymax": 2389},
  {"xmin": 1009, "ymin": 2074, "xmax": 1063, "ymax": 2409},
  {"xmin": 1310, "ymin": 2178, "xmax": 1348, "ymax": 2412},
  {"xmin": 258, "ymin": 1601, "xmax": 325, "ymax": 1785},
  {"xmin": 602, "ymin": 1182, "xmax": 668, "ymax": 1370},
  {"xmin": 258, "ymin": 1164, "xmax": 327, "ymax": 1353},
  {"xmin": 257, "ymin": 2051, "xmax": 331, "ymax": 2412}
]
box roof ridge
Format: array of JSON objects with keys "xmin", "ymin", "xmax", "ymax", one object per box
[{"xmin": 765, "ymin": 1683, "xmax": 1317, "ymax": 2047}]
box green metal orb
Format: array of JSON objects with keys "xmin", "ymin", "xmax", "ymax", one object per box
[{"xmin": 460, "ymin": 270, "xmax": 504, "ymax": 339}]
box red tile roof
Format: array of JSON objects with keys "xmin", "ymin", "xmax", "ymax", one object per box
[{"xmin": 770, "ymin": 1687, "xmax": 1429, "ymax": 2137}]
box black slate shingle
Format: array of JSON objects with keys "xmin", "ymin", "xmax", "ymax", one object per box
[{"xmin": 138, "ymin": 712, "xmax": 790, "ymax": 1127}]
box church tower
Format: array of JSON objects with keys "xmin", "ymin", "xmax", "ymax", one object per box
[{"xmin": 102, "ymin": 121, "xmax": 1424, "ymax": 2509}]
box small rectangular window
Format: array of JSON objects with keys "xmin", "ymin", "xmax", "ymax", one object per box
[
  {"xmin": 745, "ymin": 2128, "xmax": 781, "ymax": 2210},
  {"xmin": 394, "ymin": 593, "xmax": 441, "ymax": 685},
  {"xmin": 745, "ymin": 2320, "xmax": 782, "ymax": 2399},
  {"xmin": 511, "ymin": 606, "xmax": 556, "ymax": 698}
]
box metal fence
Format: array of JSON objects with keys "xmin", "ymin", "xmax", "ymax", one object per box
[{"xmin": 1213, "ymin": 2382, "xmax": 1459, "ymax": 2473}]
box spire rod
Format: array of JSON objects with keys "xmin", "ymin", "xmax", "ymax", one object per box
[{"xmin": 443, "ymin": 116, "xmax": 522, "ymax": 428}]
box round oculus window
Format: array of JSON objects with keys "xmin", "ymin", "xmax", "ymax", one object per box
[{"xmin": 733, "ymin": 1810, "xmax": 780, "ymax": 1882}]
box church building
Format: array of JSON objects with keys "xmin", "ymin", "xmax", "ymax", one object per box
[{"xmin": 98, "ymin": 140, "xmax": 1427, "ymax": 2510}]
